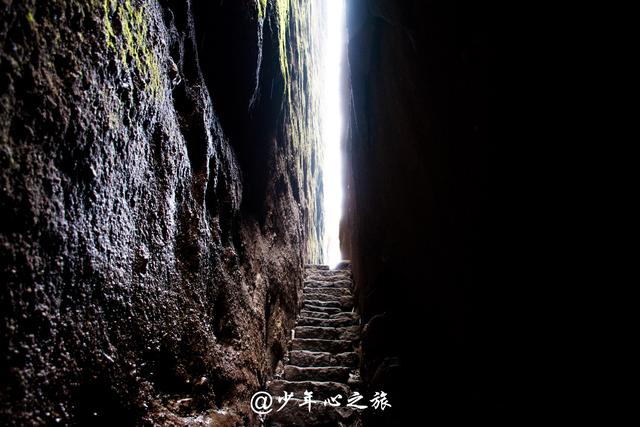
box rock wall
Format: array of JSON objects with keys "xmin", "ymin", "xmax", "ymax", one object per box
[
  {"xmin": 0, "ymin": 0, "xmax": 322, "ymax": 424},
  {"xmin": 343, "ymin": 0, "xmax": 518, "ymax": 424}
]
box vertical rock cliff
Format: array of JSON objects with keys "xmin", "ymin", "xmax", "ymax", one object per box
[
  {"xmin": 0, "ymin": 0, "xmax": 323, "ymax": 424},
  {"xmin": 342, "ymin": 0, "xmax": 516, "ymax": 425}
]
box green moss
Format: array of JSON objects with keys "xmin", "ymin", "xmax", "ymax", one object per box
[
  {"xmin": 102, "ymin": 0, "xmax": 162, "ymax": 97},
  {"xmin": 103, "ymin": 0, "xmax": 116, "ymax": 49},
  {"xmin": 257, "ymin": 0, "xmax": 268, "ymax": 20},
  {"xmin": 275, "ymin": 0, "xmax": 290, "ymax": 85}
]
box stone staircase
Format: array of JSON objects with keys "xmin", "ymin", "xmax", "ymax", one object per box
[{"xmin": 266, "ymin": 264, "xmax": 362, "ymax": 427}]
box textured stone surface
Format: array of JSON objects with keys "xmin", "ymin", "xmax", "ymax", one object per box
[
  {"xmin": 305, "ymin": 293, "xmax": 353, "ymax": 309},
  {"xmin": 304, "ymin": 279, "xmax": 352, "ymax": 289},
  {"xmin": 267, "ymin": 265, "xmax": 361, "ymax": 426},
  {"xmin": 284, "ymin": 366, "xmax": 350, "ymax": 382},
  {"xmin": 303, "ymin": 304, "xmax": 342, "ymax": 315},
  {"xmin": 295, "ymin": 326, "xmax": 359, "ymax": 341},
  {"xmin": 303, "ymin": 299, "xmax": 342, "ymax": 309},
  {"xmin": 0, "ymin": 0, "xmax": 323, "ymax": 425},
  {"xmin": 304, "ymin": 287, "xmax": 351, "ymax": 297},
  {"xmin": 292, "ymin": 338, "xmax": 353, "ymax": 353},
  {"xmin": 299, "ymin": 310, "xmax": 331, "ymax": 319},
  {"xmin": 289, "ymin": 351, "xmax": 358, "ymax": 367},
  {"xmin": 296, "ymin": 316, "xmax": 359, "ymax": 328}
]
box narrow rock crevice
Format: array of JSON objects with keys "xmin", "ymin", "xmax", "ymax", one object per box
[{"xmin": 0, "ymin": 0, "xmax": 515, "ymax": 425}]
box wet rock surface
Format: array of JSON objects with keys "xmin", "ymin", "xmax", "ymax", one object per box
[
  {"xmin": 0, "ymin": 0, "xmax": 323, "ymax": 425},
  {"xmin": 266, "ymin": 265, "xmax": 362, "ymax": 427}
]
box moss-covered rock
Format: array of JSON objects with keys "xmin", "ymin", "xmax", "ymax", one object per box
[{"xmin": 0, "ymin": 0, "xmax": 323, "ymax": 424}]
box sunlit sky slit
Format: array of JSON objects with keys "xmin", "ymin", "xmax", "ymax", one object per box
[{"xmin": 320, "ymin": 0, "xmax": 346, "ymax": 268}]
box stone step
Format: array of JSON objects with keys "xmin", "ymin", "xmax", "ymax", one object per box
[
  {"xmin": 302, "ymin": 289, "xmax": 353, "ymax": 302},
  {"xmin": 299, "ymin": 310, "xmax": 332, "ymax": 319},
  {"xmin": 305, "ymin": 264, "xmax": 330, "ymax": 270},
  {"xmin": 304, "ymin": 279, "xmax": 352, "ymax": 289},
  {"xmin": 302, "ymin": 275, "xmax": 352, "ymax": 287},
  {"xmin": 303, "ymin": 304, "xmax": 342, "ymax": 315},
  {"xmin": 330, "ymin": 312, "xmax": 359, "ymax": 321},
  {"xmin": 267, "ymin": 379, "xmax": 350, "ymax": 398},
  {"xmin": 302, "ymin": 287, "xmax": 351, "ymax": 297},
  {"xmin": 297, "ymin": 311, "xmax": 359, "ymax": 323},
  {"xmin": 304, "ymin": 293, "xmax": 352, "ymax": 307},
  {"xmin": 292, "ymin": 338, "xmax": 353, "ymax": 353},
  {"xmin": 305, "ymin": 275, "xmax": 351, "ymax": 284},
  {"xmin": 305, "ymin": 273, "xmax": 351, "ymax": 280},
  {"xmin": 297, "ymin": 316, "xmax": 359, "ymax": 327},
  {"xmin": 284, "ymin": 365, "xmax": 351, "ymax": 382},
  {"xmin": 267, "ymin": 266, "xmax": 359, "ymax": 425},
  {"xmin": 305, "ymin": 268, "xmax": 351, "ymax": 277},
  {"xmin": 266, "ymin": 397, "xmax": 358, "ymax": 427},
  {"xmin": 305, "ymin": 269, "xmax": 351, "ymax": 278},
  {"xmin": 295, "ymin": 325, "xmax": 359, "ymax": 341},
  {"xmin": 290, "ymin": 350, "xmax": 358, "ymax": 367},
  {"xmin": 302, "ymin": 299, "xmax": 342, "ymax": 309},
  {"xmin": 304, "ymin": 300, "xmax": 352, "ymax": 312}
]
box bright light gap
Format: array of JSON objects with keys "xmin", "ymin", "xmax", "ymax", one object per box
[{"xmin": 319, "ymin": 0, "xmax": 346, "ymax": 268}]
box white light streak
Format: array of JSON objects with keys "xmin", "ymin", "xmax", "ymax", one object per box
[{"xmin": 320, "ymin": 0, "xmax": 346, "ymax": 268}]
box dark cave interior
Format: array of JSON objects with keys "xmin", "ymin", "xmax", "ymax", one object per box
[{"xmin": 0, "ymin": 0, "xmax": 527, "ymax": 425}]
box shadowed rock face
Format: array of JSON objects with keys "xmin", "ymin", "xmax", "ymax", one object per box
[
  {"xmin": 342, "ymin": 0, "xmax": 519, "ymax": 425},
  {"xmin": 0, "ymin": 0, "xmax": 322, "ymax": 425}
]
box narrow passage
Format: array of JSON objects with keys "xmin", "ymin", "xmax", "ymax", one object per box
[{"xmin": 267, "ymin": 264, "xmax": 362, "ymax": 426}]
